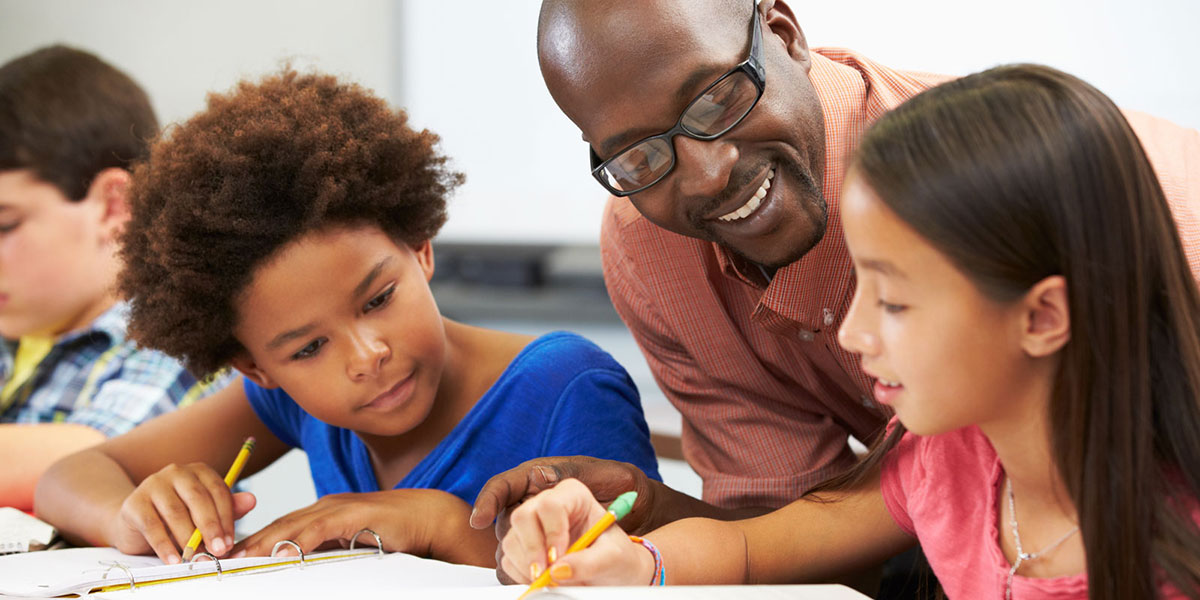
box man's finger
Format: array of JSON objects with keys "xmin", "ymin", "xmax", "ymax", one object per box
[{"xmin": 471, "ymin": 461, "xmax": 564, "ymax": 529}]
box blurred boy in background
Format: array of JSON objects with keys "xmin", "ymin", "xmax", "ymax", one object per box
[{"xmin": 0, "ymin": 45, "xmax": 228, "ymax": 510}]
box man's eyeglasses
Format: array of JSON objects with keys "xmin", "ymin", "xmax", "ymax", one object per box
[{"xmin": 589, "ymin": 2, "xmax": 766, "ymax": 197}]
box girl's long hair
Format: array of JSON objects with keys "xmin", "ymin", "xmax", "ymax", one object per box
[{"xmin": 819, "ymin": 64, "xmax": 1200, "ymax": 597}]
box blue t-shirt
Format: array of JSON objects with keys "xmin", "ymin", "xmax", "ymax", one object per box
[{"xmin": 245, "ymin": 331, "xmax": 661, "ymax": 503}]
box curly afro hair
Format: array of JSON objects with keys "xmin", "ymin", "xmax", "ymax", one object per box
[{"xmin": 120, "ymin": 69, "xmax": 463, "ymax": 377}]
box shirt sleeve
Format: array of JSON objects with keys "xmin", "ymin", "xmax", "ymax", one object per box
[
  {"xmin": 1125, "ymin": 110, "xmax": 1200, "ymax": 281},
  {"xmin": 601, "ymin": 200, "xmax": 857, "ymax": 509},
  {"xmin": 63, "ymin": 349, "xmax": 228, "ymax": 438},
  {"xmin": 542, "ymin": 365, "xmax": 662, "ymax": 482},
  {"xmin": 243, "ymin": 378, "xmax": 305, "ymax": 449}
]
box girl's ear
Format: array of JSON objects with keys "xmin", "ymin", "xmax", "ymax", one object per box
[
  {"xmin": 411, "ymin": 239, "xmax": 435, "ymax": 282},
  {"xmin": 1020, "ymin": 275, "xmax": 1070, "ymax": 358},
  {"xmin": 230, "ymin": 353, "xmax": 279, "ymax": 389}
]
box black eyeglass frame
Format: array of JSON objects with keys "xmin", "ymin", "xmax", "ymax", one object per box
[{"xmin": 588, "ymin": 3, "xmax": 766, "ymax": 197}]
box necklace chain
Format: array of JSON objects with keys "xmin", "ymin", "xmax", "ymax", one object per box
[{"xmin": 1004, "ymin": 477, "xmax": 1079, "ymax": 600}]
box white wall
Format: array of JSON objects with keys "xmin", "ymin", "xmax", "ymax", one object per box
[{"xmin": 2, "ymin": 0, "xmax": 1198, "ymax": 245}]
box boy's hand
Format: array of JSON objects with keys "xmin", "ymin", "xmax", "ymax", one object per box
[
  {"xmin": 108, "ymin": 462, "xmax": 256, "ymax": 564},
  {"xmin": 230, "ymin": 489, "xmax": 496, "ymax": 567},
  {"xmin": 499, "ymin": 478, "xmax": 652, "ymax": 586}
]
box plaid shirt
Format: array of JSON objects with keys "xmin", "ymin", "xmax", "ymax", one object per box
[
  {"xmin": 0, "ymin": 303, "xmax": 230, "ymax": 437},
  {"xmin": 602, "ymin": 48, "xmax": 1200, "ymax": 510}
]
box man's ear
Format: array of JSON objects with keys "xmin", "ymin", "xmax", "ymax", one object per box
[
  {"xmin": 760, "ymin": 0, "xmax": 810, "ymax": 68},
  {"xmin": 230, "ymin": 353, "xmax": 279, "ymax": 389},
  {"xmin": 1020, "ymin": 275, "xmax": 1070, "ymax": 358},
  {"xmin": 411, "ymin": 239, "xmax": 435, "ymax": 282},
  {"xmin": 84, "ymin": 168, "xmax": 132, "ymax": 243}
]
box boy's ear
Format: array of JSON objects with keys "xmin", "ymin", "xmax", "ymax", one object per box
[
  {"xmin": 761, "ymin": 0, "xmax": 810, "ymax": 69},
  {"xmin": 1019, "ymin": 275, "xmax": 1070, "ymax": 358},
  {"xmin": 411, "ymin": 239, "xmax": 435, "ymax": 282},
  {"xmin": 85, "ymin": 168, "xmax": 132, "ymax": 242},
  {"xmin": 230, "ymin": 352, "xmax": 279, "ymax": 389}
]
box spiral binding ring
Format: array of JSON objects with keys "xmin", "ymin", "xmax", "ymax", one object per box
[
  {"xmin": 188, "ymin": 551, "xmax": 223, "ymax": 580},
  {"xmin": 270, "ymin": 539, "xmax": 306, "ymax": 568},
  {"xmin": 99, "ymin": 561, "xmax": 136, "ymax": 592},
  {"xmin": 348, "ymin": 528, "xmax": 384, "ymax": 557}
]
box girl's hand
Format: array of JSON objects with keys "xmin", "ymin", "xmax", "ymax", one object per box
[
  {"xmin": 500, "ymin": 478, "xmax": 653, "ymax": 586},
  {"xmin": 107, "ymin": 462, "xmax": 257, "ymax": 564},
  {"xmin": 230, "ymin": 489, "xmax": 497, "ymax": 567}
]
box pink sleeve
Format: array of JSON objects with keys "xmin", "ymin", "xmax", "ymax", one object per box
[{"xmin": 879, "ymin": 420, "xmax": 919, "ymax": 536}]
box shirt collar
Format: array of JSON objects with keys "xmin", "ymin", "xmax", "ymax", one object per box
[{"xmin": 54, "ymin": 301, "xmax": 129, "ymax": 348}]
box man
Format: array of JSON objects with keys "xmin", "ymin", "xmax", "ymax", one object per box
[{"xmin": 471, "ymin": 0, "xmax": 1200, "ymax": 542}]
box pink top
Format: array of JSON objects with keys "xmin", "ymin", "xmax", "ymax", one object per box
[{"xmin": 880, "ymin": 424, "xmax": 1194, "ymax": 599}]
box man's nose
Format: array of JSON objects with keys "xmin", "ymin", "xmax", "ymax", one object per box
[{"xmin": 671, "ymin": 135, "xmax": 739, "ymax": 201}]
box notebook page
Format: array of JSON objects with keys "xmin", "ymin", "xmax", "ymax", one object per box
[{"xmin": 0, "ymin": 547, "xmax": 160, "ymax": 596}]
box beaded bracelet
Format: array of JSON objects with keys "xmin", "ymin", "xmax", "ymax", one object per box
[{"xmin": 628, "ymin": 535, "xmax": 665, "ymax": 586}]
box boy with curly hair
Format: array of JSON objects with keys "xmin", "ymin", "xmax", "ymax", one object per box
[
  {"xmin": 35, "ymin": 69, "xmax": 660, "ymax": 567},
  {"xmin": 0, "ymin": 46, "xmax": 227, "ymax": 511}
]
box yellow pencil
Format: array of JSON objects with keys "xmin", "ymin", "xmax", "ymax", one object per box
[
  {"xmin": 180, "ymin": 437, "xmax": 256, "ymax": 562},
  {"xmin": 517, "ymin": 490, "xmax": 637, "ymax": 599}
]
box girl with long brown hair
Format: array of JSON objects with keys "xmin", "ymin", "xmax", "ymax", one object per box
[{"xmin": 495, "ymin": 64, "xmax": 1200, "ymax": 598}]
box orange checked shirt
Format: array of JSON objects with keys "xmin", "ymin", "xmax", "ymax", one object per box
[{"xmin": 601, "ymin": 48, "xmax": 1200, "ymax": 510}]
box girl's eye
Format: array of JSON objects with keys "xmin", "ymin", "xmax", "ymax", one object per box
[
  {"xmin": 292, "ymin": 338, "xmax": 326, "ymax": 360},
  {"xmin": 878, "ymin": 299, "xmax": 907, "ymax": 314},
  {"xmin": 0, "ymin": 221, "xmax": 22, "ymax": 233},
  {"xmin": 364, "ymin": 286, "xmax": 395, "ymax": 312}
]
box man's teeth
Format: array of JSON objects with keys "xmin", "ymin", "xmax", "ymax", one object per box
[
  {"xmin": 718, "ymin": 168, "xmax": 775, "ymax": 222},
  {"xmin": 878, "ymin": 378, "xmax": 902, "ymax": 388}
]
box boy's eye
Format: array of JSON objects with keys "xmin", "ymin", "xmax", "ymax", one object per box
[
  {"xmin": 364, "ymin": 285, "xmax": 395, "ymax": 312},
  {"xmin": 877, "ymin": 299, "xmax": 907, "ymax": 314},
  {"xmin": 0, "ymin": 220, "xmax": 22, "ymax": 233},
  {"xmin": 292, "ymin": 338, "xmax": 326, "ymax": 360}
]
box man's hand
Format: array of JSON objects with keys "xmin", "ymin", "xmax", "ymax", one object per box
[
  {"xmin": 470, "ymin": 457, "xmax": 658, "ymax": 535},
  {"xmin": 469, "ymin": 456, "xmax": 661, "ymax": 582}
]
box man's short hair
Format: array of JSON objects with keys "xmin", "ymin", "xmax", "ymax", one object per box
[{"xmin": 0, "ymin": 45, "xmax": 158, "ymax": 200}]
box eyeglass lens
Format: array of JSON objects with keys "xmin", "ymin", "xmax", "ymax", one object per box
[{"xmin": 601, "ymin": 71, "xmax": 758, "ymax": 192}]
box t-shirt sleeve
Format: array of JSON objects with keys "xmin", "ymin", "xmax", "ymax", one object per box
[
  {"xmin": 540, "ymin": 358, "xmax": 662, "ymax": 482},
  {"xmin": 242, "ymin": 378, "xmax": 304, "ymax": 449},
  {"xmin": 879, "ymin": 420, "xmax": 919, "ymax": 537}
]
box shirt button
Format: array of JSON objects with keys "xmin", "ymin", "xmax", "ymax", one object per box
[
  {"xmin": 823, "ymin": 308, "xmax": 834, "ymax": 327},
  {"xmin": 860, "ymin": 394, "xmax": 873, "ymax": 406},
  {"xmin": 799, "ymin": 330, "xmax": 815, "ymax": 342}
]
